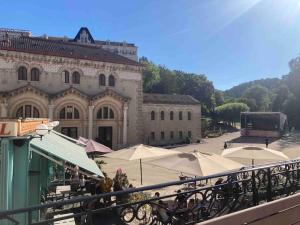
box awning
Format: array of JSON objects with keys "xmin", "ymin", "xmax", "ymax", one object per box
[{"xmin": 30, "ymin": 131, "xmax": 104, "ymax": 177}]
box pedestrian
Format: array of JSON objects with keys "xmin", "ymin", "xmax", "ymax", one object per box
[
  {"xmin": 265, "ymin": 138, "xmax": 269, "ymax": 148},
  {"xmin": 224, "ymin": 142, "xmax": 228, "ymax": 149},
  {"xmin": 79, "ymin": 175, "xmax": 86, "ymax": 192}
]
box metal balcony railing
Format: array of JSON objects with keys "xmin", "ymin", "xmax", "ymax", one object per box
[{"xmin": 1, "ymin": 160, "xmax": 300, "ymax": 225}]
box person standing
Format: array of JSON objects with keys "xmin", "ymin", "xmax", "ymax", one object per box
[{"xmin": 265, "ymin": 138, "xmax": 269, "ymax": 148}]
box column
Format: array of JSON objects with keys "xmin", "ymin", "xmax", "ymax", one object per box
[
  {"xmin": 0, "ymin": 99, "xmax": 8, "ymax": 118},
  {"xmin": 48, "ymin": 105, "xmax": 55, "ymax": 121},
  {"xmin": 123, "ymin": 104, "xmax": 128, "ymax": 146},
  {"xmin": 88, "ymin": 105, "xmax": 94, "ymax": 139}
]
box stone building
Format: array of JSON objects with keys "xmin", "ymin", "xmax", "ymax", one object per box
[{"xmin": 0, "ymin": 27, "xmax": 201, "ymax": 149}]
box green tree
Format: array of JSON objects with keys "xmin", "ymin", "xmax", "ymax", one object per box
[
  {"xmin": 215, "ymin": 102, "xmax": 249, "ymax": 125},
  {"xmin": 140, "ymin": 57, "xmax": 160, "ymax": 92},
  {"xmin": 242, "ymin": 85, "xmax": 271, "ymax": 111},
  {"xmin": 214, "ymin": 90, "xmax": 225, "ymax": 106}
]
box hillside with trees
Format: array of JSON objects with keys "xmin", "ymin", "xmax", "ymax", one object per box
[
  {"xmin": 223, "ymin": 57, "xmax": 300, "ymax": 128},
  {"xmin": 141, "ymin": 55, "xmax": 300, "ymax": 129}
]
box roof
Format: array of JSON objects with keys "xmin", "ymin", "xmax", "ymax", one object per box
[
  {"xmin": 30, "ymin": 131, "xmax": 104, "ymax": 177},
  {"xmin": 0, "ymin": 36, "xmax": 140, "ymax": 66},
  {"xmin": 143, "ymin": 93, "xmax": 200, "ymax": 105},
  {"xmin": 241, "ymin": 112, "xmax": 285, "ymax": 115}
]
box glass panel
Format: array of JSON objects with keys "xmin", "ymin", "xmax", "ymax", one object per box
[
  {"xmin": 64, "ymin": 71, "xmax": 69, "ymax": 83},
  {"xmin": 151, "ymin": 111, "xmax": 155, "ymax": 120},
  {"xmin": 103, "ymin": 107, "xmax": 108, "ymax": 119},
  {"xmin": 188, "ymin": 112, "xmax": 191, "ymax": 120},
  {"xmin": 109, "ymin": 75, "xmax": 115, "ymax": 86},
  {"xmin": 97, "ymin": 108, "xmax": 102, "ymax": 119},
  {"xmin": 59, "ymin": 108, "xmax": 65, "ymax": 119},
  {"xmin": 99, "ymin": 74, "xmax": 105, "ymax": 86},
  {"xmin": 170, "ymin": 111, "xmax": 174, "ymax": 120},
  {"xmin": 74, "ymin": 108, "xmax": 79, "ymax": 119},
  {"xmin": 179, "ymin": 112, "xmax": 183, "ymax": 120},
  {"xmin": 25, "ymin": 105, "xmax": 31, "ymax": 118},
  {"xmin": 33, "ymin": 107, "xmax": 39, "ymax": 118},
  {"xmin": 161, "ymin": 111, "xmax": 164, "ymax": 120},
  {"xmin": 16, "ymin": 107, "xmax": 23, "ymax": 118},
  {"xmin": 31, "ymin": 68, "xmax": 39, "ymax": 81},
  {"xmin": 66, "ymin": 106, "xmax": 73, "ymax": 119},
  {"xmin": 109, "ymin": 109, "xmax": 114, "ymax": 119}
]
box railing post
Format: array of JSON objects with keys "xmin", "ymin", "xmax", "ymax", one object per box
[
  {"xmin": 267, "ymin": 168, "xmax": 272, "ymax": 202},
  {"xmin": 252, "ymin": 170, "xmax": 258, "ymax": 206},
  {"xmin": 28, "ymin": 211, "xmax": 32, "ymax": 225}
]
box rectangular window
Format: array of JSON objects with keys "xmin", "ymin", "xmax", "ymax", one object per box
[
  {"xmin": 25, "ymin": 105, "xmax": 31, "ymax": 118},
  {"xmin": 188, "ymin": 131, "xmax": 192, "ymax": 138},
  {"xmin": 150, "ymin": 132, "xmax": 155, "ymax": 141},
  {"xmin": 170, "ymin": 131, "xmax": 174, "ymax": 139},
  {"xmin": 66, "ymin": 106, "xmax": 73, "ymax": 119},
  {"xmin": 103, "ymin": 107, "xmax": 109, "ymax": 119},
  {"xmin": 61, "ymin": 127, "xmax": 78, "ymax": 139},
  {"xmin": 161, "ymin": 131, "xmax": 165, "ymax": 140},
  {"xmin": 179, "ymin": 131, "xmax": 183, "ymax": 139}
]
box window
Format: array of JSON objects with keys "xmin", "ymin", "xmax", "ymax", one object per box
[
  {"xmin": 179, "ymin": 131, "xmax": 183, "ymax": 139},
  {"xmin": 16, "ymin": 105, "xmax": 39, "ymax": 118},
  {"xmin": 59, "ymin": 106, "xmax": 80, "ymax": 119},
  {"xmin": 188, "ymin": 111, "xmax": 192, "ymax": 120},
  {"xmin": 151, "ymin": 111, "xmax": 155, "ymax": 120},
  {"xmin": 63, "ymin": 71, "xmax": 69, "ymax": 83},
  {"xmin": 188, "ymin": 131, "xmax": 192, "ymax": 138},
  {"xmin": 170, "ymin": 111, "xmax": 174, "ymax": 120},
  {"xmin": 61, "ymin": 127, "xmax": 78, "ymax": 139},
  {"xmin": 18, "ymin": 66, "xmax": 27, "ymax": 80},
  {"xmin": 99, "ymin": 74, "xmax": 106, "ymax": 86},
  {"xmin": 108, "ymin": 75, "xmax": 115, "ymax": 86},
  {"xmin": 161, "ymin": 131, "xmax": 165, "ymax": 140},
  {"xmin": 97, "ymin": 107, "xmax": 114, "ymax": 119},
  {"xmin": 170, "ymin": 131, "xmax": 174, "ymax": 139},
  {"xmin": 160, "ymin": 111, "xmax": 165, "ymax": 120},
  {"xmin": 179, "ymin": 111, "xmax": 183, "ymax": 120},
  {"xmin": 72, "ymin": 71, "xmax": 80, "ymax": 84},
  {"xmin": 150, "ymin": 132, "xmax": 155, "ymax": 141},
  {"xmin": 30, "ymin": 68, "xmax": 40, "ymax": 81}
]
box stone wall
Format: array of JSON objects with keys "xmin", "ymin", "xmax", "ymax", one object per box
[{"xmin": 142, "ymin": 103, "xmax": 201, "ymax": 145}]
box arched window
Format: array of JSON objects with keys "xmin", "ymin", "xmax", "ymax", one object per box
[
  {"xmin": 160, "ymin": 111, "xmax": 165, "ymax": 120},
  {"xmin": 151, "ymin": 111, "xmax": 155, "ymax": 120},
  {"xmin": 170, "ymin": 111, "xmax": 174, "ymax": 120},
  {"xmin": 63, "ymin": 71, "xmax": 69, "ymax": 83},
  {"xmin": 30, "ymin": 68, "xmax": 40, "ymax": 81},
  {"xmin": 108, "ymin": 75, "xmax": 115, "ymax": 86},
  {"xmin": 18, "ymin": 66, "xmax": 27, "ymax": 80},
  {"xmin": 72, "ymin": 71, "xmax": 80, "ymax": 84},
  {"xmin": 16, "ymin": 105, "xmax": 39, "ymax": 118},
  {"xmin": 59, "ymin": 106, "xmax": 80, "ymax": 119},
  {"xmin": 179, "ymin": 111, "xmax": 183, "ymax": 120},
  {"xmin": 188, "ymin": 111, "xmax": 192, "ymax": 120},
  {"xmin": 97, "ymin": 107, "xmax": 114, "ymax": 119},
  {"xmin": 99, "ymin": 74, "xmax": 106, "ymax": 86}
]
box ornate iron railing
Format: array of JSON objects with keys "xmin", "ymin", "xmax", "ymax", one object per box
[{"xmin": 1, "ymin": 160, "xmax": 300, "ymax": 225}]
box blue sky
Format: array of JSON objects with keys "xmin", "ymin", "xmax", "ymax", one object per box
[{"xmin": 2, "ymin": 0, "xmax": 300, "ymax": 90}]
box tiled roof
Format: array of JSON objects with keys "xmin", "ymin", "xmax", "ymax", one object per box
[
  {"xmin": 143, "ymin": 93, "xmax": 200, "ymax": 105},
  {"xmin": 0, "ymin": 36, "xmax": 140, "ymax": 66}
]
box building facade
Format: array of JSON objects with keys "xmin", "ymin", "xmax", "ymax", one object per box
[{"xmin": 0, "ymin": 27, "xmax": 201, "ymax": 149}]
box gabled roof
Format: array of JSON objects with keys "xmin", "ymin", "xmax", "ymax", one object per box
[
  {"xmin": 8, "ymin": 84, "xmax": 49, "ymax": 98},
  {"xmin": 51, "ymin": 87, "xmax": 90, "ymax": 100},
  {"xmin": 73, "ymin": 27, "xmax": 95, "ymax": 43},
  {"xmin": 92, "ymin": 88, "xmax": 130, "ymax": 103},
  {"xmin": 143, "ymin": 93, "xmax": 200, "ymax": 105},
  {"xmin": 0, "ymin": 36, "xmax": 140, "ymax": 66}
]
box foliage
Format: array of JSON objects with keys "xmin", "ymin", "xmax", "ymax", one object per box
[
  {"xmin": 214, "ymin": 90, "xmax": 225, "ymax": 106},
  {"xmin": 113, "ymin": 170, "xmax": 129, "ymax": 192},
  {"xmin": 98, "ymin": 176, "xmax": 113, "ymax": 193},
  {"xmin": 215, "ymin": 102, "xmax": 249, "ymax": 123},
  {"xmin": 242, "ymin": 85, "xmax": 271, "ymax": 111},
  {"xmin": 140, "ymin": 57, "xmax": 216, "ymax": 113}
]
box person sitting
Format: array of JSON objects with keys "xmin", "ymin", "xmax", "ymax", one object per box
[{"xmin": 175, "ymin": 190, "xmax": 187, "ymax": 208}]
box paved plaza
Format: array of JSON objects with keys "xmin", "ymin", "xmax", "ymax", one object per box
[{"xmin": 100, "ymin": 131, "xmax": 300, "ymax": 189}]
